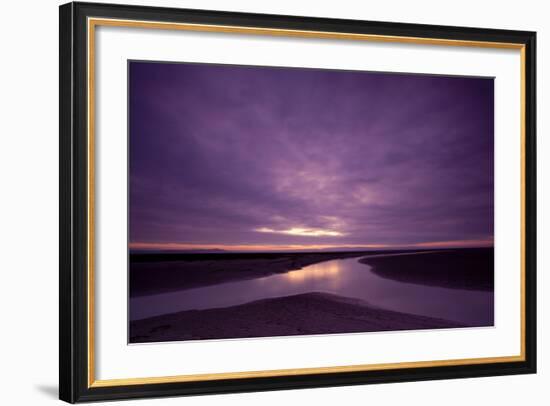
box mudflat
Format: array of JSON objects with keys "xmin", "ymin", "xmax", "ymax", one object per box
[
  {"xmin": 360, "ymin": 248, "xmax": 493, "ymax": 291},
  {"xmin": 130, "ymin": 292, "xmax": 463, "ymax": 343}
]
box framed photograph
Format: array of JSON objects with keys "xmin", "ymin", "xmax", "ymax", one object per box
[{"xmin": 59, "ymin": 2, "xmax": 536, "ymax": 403}]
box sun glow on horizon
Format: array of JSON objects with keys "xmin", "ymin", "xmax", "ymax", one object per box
[
  {"xmin": 254, "ymin": 227, "xmax": 344, "ymax": 237},
  {"xmin": 129, "ymin": 237, "xmax": 493, "ymax": 252}
]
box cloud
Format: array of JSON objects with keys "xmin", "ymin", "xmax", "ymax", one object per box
[
  {"xmin": 129, "ymin": 62, "xmax": 494, "ymax": 248},
  {"xmin": 254, "ymin": 227, "xmax": 345, "ymax": 237}
]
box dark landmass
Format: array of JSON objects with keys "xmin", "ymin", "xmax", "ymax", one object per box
[
  {"xmin": 129, "ymin": 249, "xmax": 425, "ymax": 263},
  {"xmin": 130, "ymin": 249, "xmax": 427, "ymax": 297},
  {"xmin": 360, "ymin": 247, "xmax": 493, "ymax": 291},
  {"xmin": 129, "ymin": 292, "xmax": 463, "ymax": 343},
  {"xmin": 130, "ymin": 248, "xmax": 228, "ymax": 255}
]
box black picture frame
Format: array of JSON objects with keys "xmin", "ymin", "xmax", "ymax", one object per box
[{"xmin": 60, "ymin": 1, "xmax": 536, "ymax": 403}]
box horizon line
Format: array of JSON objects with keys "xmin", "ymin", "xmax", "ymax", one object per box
[{"xmin": 129, "ymin": 238, "xmax": 494, "ymax": 252}]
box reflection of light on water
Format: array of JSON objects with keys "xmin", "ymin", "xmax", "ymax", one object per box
[
  {"xmin": 132, "ymin": 255, "xmax": 494, "ymax": 326},
  {"xmin": 285, "ymin": 261, "xmax": 342, "ymax": 283}
]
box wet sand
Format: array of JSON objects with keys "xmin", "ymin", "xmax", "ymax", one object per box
[
  {"xmin": 129, "ymin": 292, "xmax": 463, "ymax": 343},
  {"xmin": 360, "ymin": 248, "xmax": 493, "ymax": 291}
]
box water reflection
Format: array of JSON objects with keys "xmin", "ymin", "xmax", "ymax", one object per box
[
  {"xmin": 131, "ymin": 254, "xmax": 494, "ymax": 327},
  {"xmin": 285, "ymin": 261, "xmax": 342, "ymax": 283}
]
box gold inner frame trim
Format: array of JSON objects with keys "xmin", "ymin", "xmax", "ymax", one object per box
[{"xmin": 87, "ymin": 17, "xmax": 527, "ymax": 388}]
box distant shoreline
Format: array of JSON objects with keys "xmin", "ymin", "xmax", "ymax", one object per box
[
  {"xmin": 130, "ymin": 292, "xmax": 464, "ymax": 343},
  {"xmin": 130, "ymin": 247, "xmax": 492, "ymax": 297}
]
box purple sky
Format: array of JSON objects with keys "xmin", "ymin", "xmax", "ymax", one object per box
[{"xmin": 129, "ymin": 61, "xmax": 494, "ymax": 251}]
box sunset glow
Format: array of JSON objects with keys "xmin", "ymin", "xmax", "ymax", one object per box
[
  {"xmin": 129, "ymin": 238, "xmax": 493, "ymax": 252},
  {"xmin": 254, "ymin": 227, "xmax": 344, "ymax": 237}
]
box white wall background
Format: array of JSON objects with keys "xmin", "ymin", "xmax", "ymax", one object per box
[{"xmin": 0, "ymin": 0, "xmax": 546, "ymax": 405}]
